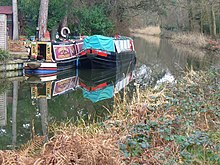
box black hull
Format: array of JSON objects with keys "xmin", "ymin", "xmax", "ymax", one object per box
[
  {"xmin": 57, "ymin": 59, "xmax": 78, "ymax": 71},
  {"xmin": 79, "ymin": 51, "xmax": 136, "ymax": 69},
  {"xmin": 79, "ymin": 55, "xmax": 136, "ymax": 87}
]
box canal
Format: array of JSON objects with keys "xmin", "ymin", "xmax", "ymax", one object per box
[{"xmin": 0, "ymin": 37, "xmax": 218, "ymax": 150}]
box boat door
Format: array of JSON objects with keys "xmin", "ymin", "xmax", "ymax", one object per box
[{"xmin": 31, "ymin": 42, "xmax": 52, "ymax": 61}]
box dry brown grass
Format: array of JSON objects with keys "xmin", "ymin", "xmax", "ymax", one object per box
[
  {"xmin": 130, "ymin": 26, "xmax": 161, "ymax": 36},
  {"xmin": 171, "ymin": 32, "xmax": 207, "ymax": 48},
  {"xmin": 0, "ymin": 125, "xmax": 125, "ymax": 165}
]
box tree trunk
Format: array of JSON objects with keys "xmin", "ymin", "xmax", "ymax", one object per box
[
  {"xmin": 61, "ymin": 15, "xmax": 68, "ymax": 28},
  {"xmin": 187, "ymin": 0, "xmax": 193, "ymax": 31},
  {"xmin": 38, "ymin": 0, "xmax": 49, "ymax": 41},
  {"xmin": 210, "ymin": 3, "xmax": 216, "ymax": 37},
  {"xmin": 12, "ymin": 0, "xmax": 19, "ymax": 40},
  {"xmin": 200, "ymin": 8, "xmax": 204, "ymax": 33}
]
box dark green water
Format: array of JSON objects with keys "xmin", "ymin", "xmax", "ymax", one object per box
[{"xmin": 0, "ymin": 37, "xmax": 217, "ymax": 150}]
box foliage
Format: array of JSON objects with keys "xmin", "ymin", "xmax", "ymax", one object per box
[
  {"xmin": 18, "ymin": 0, "xmax": 40, "ymax": 36},
  {"xmin": 0, "ymin": 0, "xmax": 11, "ymax": 6},
  {"xmin": 119, "ymin": 68, "xmax": 220, "ymax": 164},
  {"xmin": 47, "ymin": 0, "xmax": 72, "ymax": 32},
  {"xmin": 0, "ymin": 49, "xmax": 12, "ymax": 61},
  {"xmin": 10, "ymin": 0, "xmax": 116, "ymax": 36},
  {"xmin": 69, "ymin": 5, "xmax": 114, "ymax": 36}
]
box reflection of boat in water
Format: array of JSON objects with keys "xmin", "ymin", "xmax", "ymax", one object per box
[
  {"xmin": 79, "ymin": 57, "xmax": 136, "ymax": 102},
  {"xmin": 26, "ymin": 69, "xmax": 79, "ymax": 100},
  {"xmin": 26, "ymin": 56, "xmax": 136, "ymax": 103}
]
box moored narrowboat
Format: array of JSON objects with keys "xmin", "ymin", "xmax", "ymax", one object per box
[
  {"xmin": 79, "ymin": 35, "xmax": 136, "ymax": 69},
  {"xmin": 24, "ymin": 39, "xmax": 83, "ymax": 75}
]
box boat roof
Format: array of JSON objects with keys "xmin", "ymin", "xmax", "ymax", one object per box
[{"xmin": 83, "ymin": 35, "xmax": 115, "ymax": 52}]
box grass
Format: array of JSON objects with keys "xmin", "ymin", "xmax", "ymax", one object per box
[
  {"xmin": 0, "ymin": 68, "xmax": 219, "ymax": 164},
  {"xmin": 170, "ymin": 32, "xmax": 207, "ymax": 48}
]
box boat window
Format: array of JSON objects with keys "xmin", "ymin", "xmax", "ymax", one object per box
[{"xmin": 38, "ymin": 44, "xmax": 47, "ymax": 60}]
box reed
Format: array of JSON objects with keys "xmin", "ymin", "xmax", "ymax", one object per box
[
  {"xmin": 171, "ymin": 32, "xmax": 207, "ymax": 48},
  {"xmin": 130, "ymin": 26, "xmax": 161, "ymax": 36}
]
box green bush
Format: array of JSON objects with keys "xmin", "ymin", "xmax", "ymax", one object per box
[
  {"xmin": 0, "ymin": 49, "xmax": 11, "ymax": 61},
  {"xmin": 70, "ymin": 5, "xmax": 114, "ymax": 36}
]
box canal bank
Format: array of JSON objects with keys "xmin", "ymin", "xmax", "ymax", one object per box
[
  {"xmin": 0, "ymin": 59, "xmax": 24, "ymax": 79},
  {"xmin": 0, "ymin": 59, "xmax": 24, "ymax": 71}
]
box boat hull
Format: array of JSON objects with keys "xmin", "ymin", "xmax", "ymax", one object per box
[
  {"xmin": 24, "ymin": 59, "xmax": 79, "ymax": 75},
  {"xmin": 24, "ymin": 61, "xmax": 57, "ymax": 75},
  {"xmin": 79, "ymin": 50, "xmax": 136, "ymax": 69}
]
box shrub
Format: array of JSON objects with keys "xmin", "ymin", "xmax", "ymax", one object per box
[{"xmin": 0, "ymin": 49, "xmax": 11, "ymax": 61}]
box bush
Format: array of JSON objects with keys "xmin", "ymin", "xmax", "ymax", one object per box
[
  {"xmin": 0, "ymin": 49, "xmax": 12, "ymax": 61},
  {"xmin": 70, "ymin": 5, "xmax": 114, "ymax": 36}
]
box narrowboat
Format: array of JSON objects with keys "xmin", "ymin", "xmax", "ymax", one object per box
[
  {"xmin": 79, "ymin": 35, "xmax": 136, "ymax": 69},
  {"xmin": 24, "ymin": 39, "xmax": 83, "ymax": 75}
]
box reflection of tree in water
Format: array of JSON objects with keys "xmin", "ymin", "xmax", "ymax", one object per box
[
  {"xmin": 133, "ymin": 37, "xmax": 216, "ymax": 88},
  {"xmin": 48, "ymin": 90, "xmax": 113, "ymax": 124},
  {"xmin": 0, "ymin": 81, "xmax": 46, "ymax": 150},
  {"xmin": 38, "ymin": 98, "xmax": 48, "ymax": 141},
  {"xmin": 12, "ymin": 81, "xmax": 18, "ymax": 149}
]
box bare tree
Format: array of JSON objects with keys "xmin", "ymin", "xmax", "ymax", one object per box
[{"xmin": 38, "ymin": 0, "xmax": 49, "ymax": 41}]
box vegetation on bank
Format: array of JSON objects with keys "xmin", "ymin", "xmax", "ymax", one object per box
[
  {"xmin": 0, "ymin": 0, "xmax": 120, "ymax": 37},
  {"xmin": 131, "ymin": 26, "xmax": 220, "ymax": 56},
  {"xmin": 0, "ymin": 68, "xmax": 219, "ymax": 164},
  {"xmin": 0, "ymin": 49, "xmax": 12, "ymax": 62}
]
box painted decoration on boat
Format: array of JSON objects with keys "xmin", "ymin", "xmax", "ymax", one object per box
[
  {"xmin": 53, "ymin": 76, "xmax": 78, "ymax": 96},
  {"xmin": 75, "ymin": 42, "xmax": 83, "ymax": 53},
  {"xmin": 114, "ymin": 39, "xmax": 133, "ymax": 53},
  {"xmin": 53, "ymin": 44, "xmax": 76, "ymax": 61}
]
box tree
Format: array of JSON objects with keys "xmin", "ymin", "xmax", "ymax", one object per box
[
  {"xmin": 38, "ymin": 0, "xmax": 49, "ymax": 41},
  {"xmin": 12, "ymin": 0, "xmax": 19, "ymax": 40}
]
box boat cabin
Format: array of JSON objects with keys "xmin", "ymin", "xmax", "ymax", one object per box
[{"xmin": 31, "ymin": 42, "xmax": 52, "ymax": 61}]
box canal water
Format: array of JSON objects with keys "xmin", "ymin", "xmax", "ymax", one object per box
[{"xmin": 0, "ymin": 37, "xmax": 218, "ymax": 150}]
